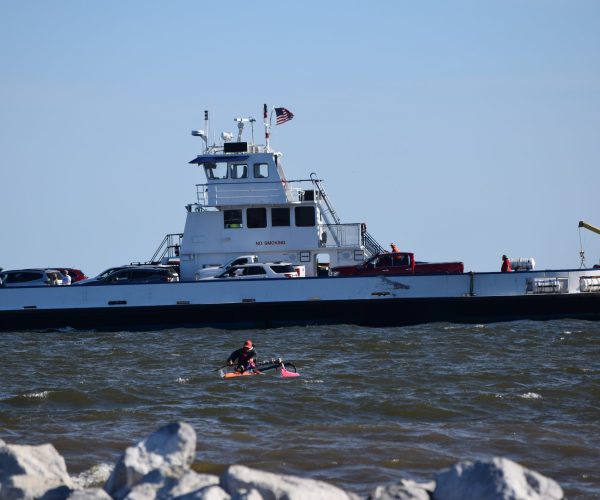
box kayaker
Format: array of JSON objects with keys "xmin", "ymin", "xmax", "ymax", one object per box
[
  {"xmin": 227, "ymin": 339, "xmax": 257, "ymax": 373},
  {"xmin": 501, "ymin": 255, "xmax": 512, "ymax": 273}
]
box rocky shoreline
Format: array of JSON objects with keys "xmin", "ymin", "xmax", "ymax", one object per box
[{"xmin": 0, "ymin": 422, "xmax": 563, "ymax": 499}]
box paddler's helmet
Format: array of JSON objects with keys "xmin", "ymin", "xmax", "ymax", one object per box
[{"xmin": 243, "ymin": 339, "xmax": 253, "ymax": 350}]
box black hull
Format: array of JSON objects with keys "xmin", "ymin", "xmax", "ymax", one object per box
[{"xmin": 1, "ymin": 293, "xmax": 600, "ymax": 332}]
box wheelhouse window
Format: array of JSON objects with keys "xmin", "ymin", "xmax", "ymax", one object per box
[
  {"xmin": 295, "ymin": 206, "xmax": 316, "ymax": 227},
  {"xmin": 247, "ymin": 208, "xmax": 267, "ymax": 228},
  {"xmin": 224, "ymin": 209, "xmax": 243, "ymax": 228},
  {"xmin": 253, "ymin": 163, "xmax": 269, "ymax": 178},
  {"xmin": 230, "ymin": 163, "xmax": 248, "ymax": 179},
  {"xmin": 271, "ymin": 207, "xmax": 290, "ymax": 227},
  {"xmin": 204, "ymin": 162, "xmax": 228, "ymax": 180}
]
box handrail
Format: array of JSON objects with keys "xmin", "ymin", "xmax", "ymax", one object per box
[
  {"xmin": 364, "ymin": 231, "xmax": 386, "ymax": 257},
  {"xmin": 150, "ymin": 233, "xmax": 183, "ymax": 263},
  {"xmin": 310, "ymin": 172, "xmax": 341, "ymax": 225}
]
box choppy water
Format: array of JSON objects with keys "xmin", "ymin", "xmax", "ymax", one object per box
[{"xmin": 1, "ymin": 320, "xmax": 599, "ymax": 498}]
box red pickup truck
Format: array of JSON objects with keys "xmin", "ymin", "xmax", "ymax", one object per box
[{"xmin": 331, "ymin": 252, "xmax": 464, "ymax": 276}]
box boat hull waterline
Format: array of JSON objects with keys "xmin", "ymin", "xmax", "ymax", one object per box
[{"xmin": 2, "ymin": 272, "xmax": 600, "ymax": 331}]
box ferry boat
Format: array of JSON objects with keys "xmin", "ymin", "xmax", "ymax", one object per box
[{"xmin": 1, "ymin": 106, "xmax": 600, "ymax": 332}]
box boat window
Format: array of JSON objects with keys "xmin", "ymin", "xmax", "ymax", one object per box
[
  {"xmin": 230, "ymin": 163, "xmax": 248, "ymax": 179},
  {"xmin": 247, "ymin": 208, "xmax": 267, "ymax": 228},
  {"xmin": 294, "ymin": 206, "xmax": 316, "ymax": 227},
  {"xmin": 271, "ymin": 208, "xmax": 290, "ymax": 227},
  {"xmin": 224, "ymin": 209, "xmax": 243, "ymax": 228},
  {"xmin": 253, "ymin": 163, "xmax": 269, "ymax": 178},
  {"xmin": 204, "ymin": 162, "xmax": 228, "ymax": 180}
]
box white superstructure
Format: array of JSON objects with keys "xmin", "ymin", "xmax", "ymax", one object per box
[{"xmin": 179, "ymin": 109, "xmax": 383, "ymax": 280}]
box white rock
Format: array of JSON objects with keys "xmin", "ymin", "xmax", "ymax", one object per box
[
  {"xmin": 123, "ymin": 469, "xmax": 221, "ymax": 500},
  {"xmin": 369, "ymin": 479, "xmax": 434, "ymax": 499},
  {"xmin": 231, "ymin": 487, "xmax": 263, "ymax": 499},
  {"xmin": 0, "ymin": 442, "xmax": 74, "ymax": 499},
  {"xmin": 104, "ymin": 422, "xmax": 197, "ymax": 499},
  {"xmin": 168, "ymin": 470, "xmax": 220, "ymax": 496},
  {"xmin": 175, "ymin": 484, "xmax": 232, "ymax": 499},
  {"xmin": 67, "ymin": 487, "xmax": 112, "ymax": 499},
  {"xmin": 433, "ymin": 457, "xmax": 563, "ymax": 500},
  {"xmin": 220, "ymin": 464, "xmax": 360, "ymax": 500},
  {"xmin": 71, "ymin": 463, "xmax": 113, "ymax": 490}
]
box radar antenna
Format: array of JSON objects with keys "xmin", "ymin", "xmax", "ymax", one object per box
[{"xmin": 234, "ymin": 116, "xmax": 256, "ymax": 143}]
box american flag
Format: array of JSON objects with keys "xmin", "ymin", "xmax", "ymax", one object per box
[{"xmin": 275, "ymin": 107, "xmax": 294, "ymax": 125}]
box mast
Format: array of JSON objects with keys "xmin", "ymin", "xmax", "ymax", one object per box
[
  {"xmin": 191, "ymin": 110, "xmax": 210, "ymax": 153},
  {"xmin": 264, "ymin": 103, "xmax": 271, "ymax": 152},
  {"xmin": 204, "ymin": 110, "xmax": 209, "ymax": 152}
]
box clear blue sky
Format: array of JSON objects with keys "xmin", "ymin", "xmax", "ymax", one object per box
[{"xmin": 1, "ymin": 1, "xmax": 599, "ymax": 276}]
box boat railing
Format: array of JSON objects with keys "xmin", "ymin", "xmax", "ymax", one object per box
[
  {"xmin": 363, "ymin": 231, "xmax": 386, "ymax": 257},
  {"xmin": 195, "ymin": 179, "xmax": 319, "ymax": 207},
  {"xmin": 319, "ymin": 223, "xmax": 362, "ymax": 248},
  {"xmin": 149, "ymin": 233, "xmax": 183, "ymax": 263}
]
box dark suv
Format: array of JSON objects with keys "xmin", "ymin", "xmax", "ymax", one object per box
[{"xmin": 80, "ymin": 266, "xmax": 179, "ymax": 285}]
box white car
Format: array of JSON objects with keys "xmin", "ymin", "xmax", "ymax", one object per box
[
  {"xmin": 0, "ymin": 268, "xmax": 65, "ymax": 287},
  {"xmin": 207, "ymin": 263, "xmax": 299, "ymax": 280},
  {"xmin": 194, "ymin": 255, "xmax": 259, "ymax": 280}
]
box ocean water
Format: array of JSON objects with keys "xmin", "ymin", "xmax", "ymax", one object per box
[{"xmin": 1, "ymin": 320, "xmax": 599, "ymax": 498}]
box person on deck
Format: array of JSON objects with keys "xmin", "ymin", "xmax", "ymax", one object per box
[
  {"xmin": 390, "ymin": 243, "xmax": 400, "ymax": 253},
  {"xmin": 227, "ymin": 339, "xmax": 257, "ymax": 373},
  {"xmin": 501, "ymin": 255, "xmax": 512, "ymax": 273},
  {"xmin": 62, "ymin": 270, "xmax": 72, "ymax": 286}
]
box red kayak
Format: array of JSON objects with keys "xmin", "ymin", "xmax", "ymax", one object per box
[{"xmin": 220, "ymin": 359, "xmax": 299, "ymax": 378}]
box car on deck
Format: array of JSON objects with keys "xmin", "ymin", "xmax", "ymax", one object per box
[
  {"xmin": 77, "ymin": 266, "xmax": 179, "ymax": 285},
  {"xmin": 194, "ymin": 255, "xmax": 259, "ymax": 280},
  {"xmin": 205, "ymin": 263, "xmax": 300, "ymax": 280},
  {"xmin": 0, "ymin": 268, "xmax": 65, "ymax": 287},
  {"xmin": 331, "ymin": 252, "xmax": 464, "ymax": 276}
]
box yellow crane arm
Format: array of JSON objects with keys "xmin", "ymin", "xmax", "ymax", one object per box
[{"xmin": 579, "ymin": 220, "xmax": 600, "ymax": 236}]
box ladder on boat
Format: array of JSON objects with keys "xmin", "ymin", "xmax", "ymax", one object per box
[
  {"xmin": 149, "ymin": 233, "xmax": 183, "ymax": 264},
  {"xmin": 311, "ymin": 173, "xmax": 341, "ymax": 226},
  {"xmin": 363, "ymin": 231, "xmax": 385, "ymax": 257}
]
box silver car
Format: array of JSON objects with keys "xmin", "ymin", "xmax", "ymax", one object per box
[
  {"xmin": 210, "ymin": 263, "xmax": 299, "ymax": 280},
  {"xmin": 0, "ymin": 268, "xmax": 65, "ymax": 287}
]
